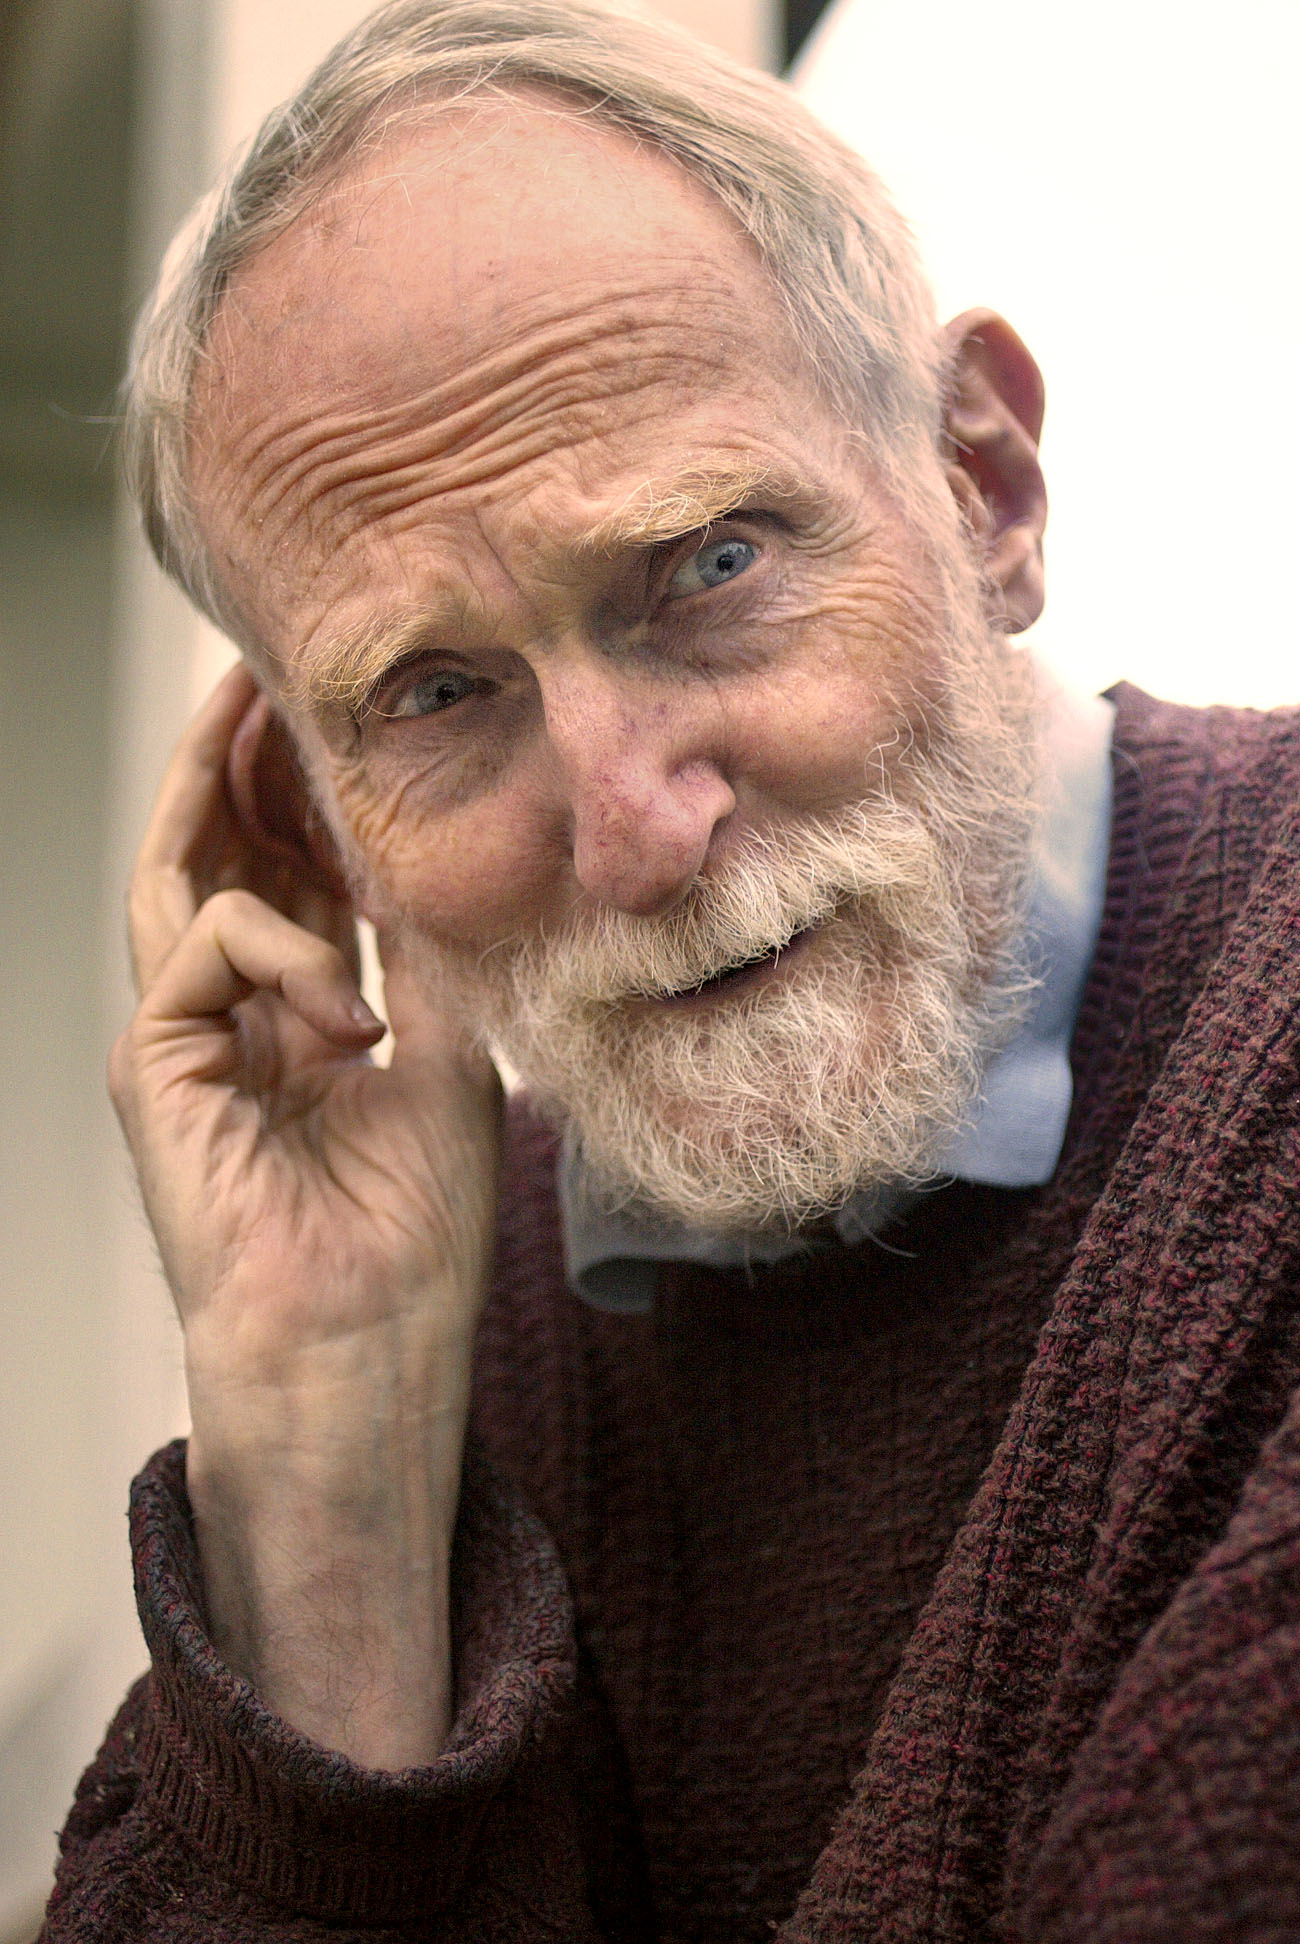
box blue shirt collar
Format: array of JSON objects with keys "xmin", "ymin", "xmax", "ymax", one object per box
[{"xmin": 559, "ymin": 666, "xmax": 1115, "ymax": 1312}]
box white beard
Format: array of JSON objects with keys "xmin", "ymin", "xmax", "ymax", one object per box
[{"xmin": 400, "ymin": 582, "xmax": 1041, "ymax": 1235}]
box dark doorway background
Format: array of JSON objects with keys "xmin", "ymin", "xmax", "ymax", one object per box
[{"xmin": 783, "ymin": 0, "xmax": 833, "ymax": 69}]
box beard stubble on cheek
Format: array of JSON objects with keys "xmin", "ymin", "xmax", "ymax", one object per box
[{"xmin": 395, "ymin": 611, "xmax": 1041, "ymax": 1237}]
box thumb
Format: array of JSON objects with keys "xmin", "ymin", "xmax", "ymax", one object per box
[{"xmin": 378, "ymin": 926, "xmax": 493, "ymax": 1075}]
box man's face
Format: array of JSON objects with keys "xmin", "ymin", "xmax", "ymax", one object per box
[{"xmin": 192, "ymin": 96, "xmax": 1036, "ymax": 1230}]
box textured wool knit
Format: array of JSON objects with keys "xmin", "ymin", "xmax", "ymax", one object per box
[{"xmin": 42, "ymin": 684, "xmax": 1300, "ymax": 1943}]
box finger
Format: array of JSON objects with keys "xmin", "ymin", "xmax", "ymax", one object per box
[
  {"xmin": 138, "ymin": 887, "xmax": 384, "ymax": 1052},
  {"xmin": 129, "ymin": 665, "xmax": 260, "ymax": 992}
]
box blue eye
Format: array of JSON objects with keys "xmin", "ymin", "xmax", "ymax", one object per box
[
  {"xmin": 384, "ymin": 669, "xmax": 482, "ymax": 719},
  {"xmin": 667, "ymin": 535, "xmax": 759, "ymax": 598}
]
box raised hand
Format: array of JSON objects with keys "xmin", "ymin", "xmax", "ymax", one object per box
[{"xmin": 110, "ymin": 664, "xmax": 502, "ymax": 1767}]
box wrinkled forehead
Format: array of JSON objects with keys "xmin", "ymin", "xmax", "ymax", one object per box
[
  {"xmin": 185, "ymin": 92, "xmax": 825, "ymax": 647},
  {"xmin": 190, "ymin": 92, "xmax": 801, "ymax": 472}
]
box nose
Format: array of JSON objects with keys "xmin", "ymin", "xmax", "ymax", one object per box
[{"xmin": 541, "ymin": 664, "xmax": 736, "ymax": 917}]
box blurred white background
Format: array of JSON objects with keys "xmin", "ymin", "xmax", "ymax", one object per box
[
  {"xmin": 796, "ymin": 0, "xmax": 1300, "ymax": 708},
  {"xmin": 0, "ymin": 1, "xmax": 1294, "ymax": 1936}
]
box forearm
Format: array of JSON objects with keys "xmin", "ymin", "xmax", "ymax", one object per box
[{"xmin": 185, "ymin": 1315, "xmax": 475, "ymax": 1769}]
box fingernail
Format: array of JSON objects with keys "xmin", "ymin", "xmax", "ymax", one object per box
[{"xmin": 349, "ymin": 997, "xmax": 384, "ymax": 1034}]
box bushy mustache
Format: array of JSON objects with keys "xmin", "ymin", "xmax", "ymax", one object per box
[{"xmin": 491, "ymin": 796, "xmax": 946, "ymax": 1011}]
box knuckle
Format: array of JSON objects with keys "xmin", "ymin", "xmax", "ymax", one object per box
[
  {"xmin": 106, "ymin": 1029, "xmax": 137, "ymax": 1110},
  {"xmin": 201, "ymin": 886, "xmax": 259, "ymax": 930},
  {"xmin": 125, "ymin": 882, "xmax": 152, "ymax": 953}
]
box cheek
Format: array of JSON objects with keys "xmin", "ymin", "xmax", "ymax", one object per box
[
  {"xmin": 732, "ymin": 576, "xmax": 944, "ymax": 807},
  {"xmin": 325, "ymin": 756, "xmax": 562, "ymax": 944}
]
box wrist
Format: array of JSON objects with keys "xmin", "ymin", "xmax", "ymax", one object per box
[{"xmin": 184, "ymin": 1337, "xmax": 473, "ymax": 1768}]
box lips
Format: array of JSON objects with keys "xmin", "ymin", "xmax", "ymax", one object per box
[{"xmin": 651, "ymin": 921, "xmax": 820, "ymax": 1005}]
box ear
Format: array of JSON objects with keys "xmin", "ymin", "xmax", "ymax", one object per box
[
  {"xmin": 227, "ymin": 686, "xmax": 353, "ymax": 903},
  {"xmin": 940, "ymin": 310, "xmax": 1047, "ymax": 633}
]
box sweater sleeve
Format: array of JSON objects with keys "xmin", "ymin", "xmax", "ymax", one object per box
[
  {"xmin": 39, "ymin": 1439, "xmax": 612, "ymax": 1942},
  {"xmin": 1015, "ymin": 1381, "xmax": 1300, "ymax": 1940}
]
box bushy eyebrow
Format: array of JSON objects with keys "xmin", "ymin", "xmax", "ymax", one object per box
[
  {"xmin": 291, "ymin": 459, "xmax": 816, "ymax": 716},
  {"xmin": 571, "ymin": 459, "xmax": 809, "ymax": 555},
  {"xmin": 289, "ymin": 612, "xmax": 449, "ymax": 718}
]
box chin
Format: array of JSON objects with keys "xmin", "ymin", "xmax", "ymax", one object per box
[{"xmin": 488, "ymin": 887, "xmax": 1020, "ymax": 1236}]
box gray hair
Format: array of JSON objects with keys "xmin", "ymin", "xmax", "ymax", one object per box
[{"xmin": 124, "ymin": 0, "xmax": 947, "ymax": 640}]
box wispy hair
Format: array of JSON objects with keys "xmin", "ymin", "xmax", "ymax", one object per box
[{"xmin": 122, "ymin": 0, "xmax": 952, "ymax": 643}]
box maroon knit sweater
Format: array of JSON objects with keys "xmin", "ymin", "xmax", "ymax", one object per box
[{"xmin": 42, "ymin": 685, "xmax": 1300, "ymax": 1943}]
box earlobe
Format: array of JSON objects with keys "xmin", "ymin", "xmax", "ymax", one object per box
[
  {"xmin": 941, "ymin": 309, "xmax": 1048, "ymax": 633},
  {"xmin": 227, "ymin": 685, "xmax": 353, "ymax": 902}
]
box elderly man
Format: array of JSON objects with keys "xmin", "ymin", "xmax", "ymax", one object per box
[{"xmin": 42, "ymin": 0, "xmax": 1300, "ymax": 1939}]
